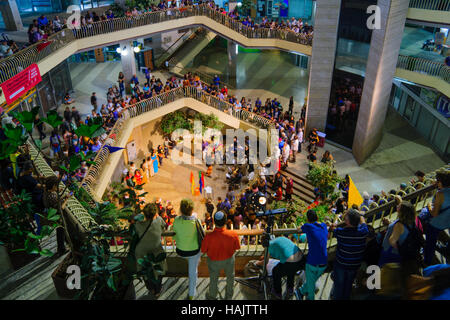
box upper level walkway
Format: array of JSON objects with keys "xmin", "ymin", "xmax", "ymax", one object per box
[
  {"xmin": 0, "ymin": 5, "xmax": 312, "ymax": 84},
  {"xmin": 407, "ymin": 0, "xmax": 450, "ymax": 25},
  {"xmin": 396, "ymin": 55, "xmax": 450, "ymax": 96}
]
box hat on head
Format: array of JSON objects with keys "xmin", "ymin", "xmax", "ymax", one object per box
[
  {"xmin": 362, "ymin": 191, "xmax": 370, "ymax": 200},
  {"xmin": 214, "ymin": 211, "xmax": 224, "ymax": 221}
]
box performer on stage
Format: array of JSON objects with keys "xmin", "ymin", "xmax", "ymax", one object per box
[{"xmin": 151, "ymin": 149, "xmax": 159, "ymax": 175}]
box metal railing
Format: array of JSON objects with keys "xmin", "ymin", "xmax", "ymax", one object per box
[
  {"xmin": 26, "ymin": 140, "xmax": 98, "ymax": 232},
  {"xmin": 409, "ymin": 0, "xmax": 450, "ymax": 11},
  {"xmin": 0, "ymin": 4, "xmax": 312, "ymax": 84},
  {"xmin": 397, "ymin": 55, "xmax": 450, "ymax": 84},
  {"xmin": 0, "ymin": 29, "xmax": 76, "ymax": 83},
  {"xmin": 80, "ymin": 111, "xmax": 130, "ymax": 198},
  {"xmin": 154, "ymin": 29, "xmax": 193, "ymax": 68},
  {"xmin": 170, "ymin": 64, "xmax": 235, "ymax": 89}
]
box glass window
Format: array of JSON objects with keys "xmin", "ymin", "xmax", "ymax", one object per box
[
  {"xmin": 415, "ymin": 107, "xmax": 435, "ymax": 140},
  {"xmin": 431, "ymin": 121, "xmax": 450, "ymax": 157}
]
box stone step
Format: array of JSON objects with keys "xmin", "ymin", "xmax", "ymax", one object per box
[
  {"xmin": 281, "ymin": 168, "xmax": 315, "ymax": 193},
  {"xmin": 266, "ymin": 180, "xmax": 315, "ymax": 204}
]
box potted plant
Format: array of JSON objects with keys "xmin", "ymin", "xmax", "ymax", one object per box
[
  {"xmin": 0, "ymin": 192, "xmax": 61, "ymax": 269},
  {"xmin": 73, "ymin": 224, "xmax": 136, "ymax": 300}
]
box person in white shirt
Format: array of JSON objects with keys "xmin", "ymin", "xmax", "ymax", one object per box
[
  {"xmin": 291, "ymin": 135, "xmax": 299, "ymax": 162},
  {"xmin": 282, "ymin": 142, "xmax": 290, "ymax": 166},
  {"xmin": 297, "ymin": 128, "xmax": 303, "ymax": 153}
]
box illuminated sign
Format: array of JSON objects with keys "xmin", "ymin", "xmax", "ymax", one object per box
[{"xmin": 0, "ymin": 64, "xmax": 42, "ymax": 105}]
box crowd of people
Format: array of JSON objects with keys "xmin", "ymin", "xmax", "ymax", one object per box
[
  {"xmin": 124, "ymin": 163, "xmax": 450, "ymax": 300},
  {"xmin": 5, "ymin": 0, "xmax": 314, "ymax": 61},
  {"xmin": 327, "ymin": 77, "xmax": 363, "ymax": 134}
]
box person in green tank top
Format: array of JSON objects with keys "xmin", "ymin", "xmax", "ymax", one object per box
[{"xmin": 173, "ymin": 199, "xmax": 202, "ymax": 299}]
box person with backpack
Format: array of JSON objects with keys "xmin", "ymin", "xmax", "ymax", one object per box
[
  {"xmin": 379, "ymin": 201, "xmax": 423, "ymax": 268},
  {"xmin": 377, "ymin": 201, "xmax": 423, "ymax": 298},
  {"xmin": 133, "ymin": 203, "xmax": 167, "ymax": 296}
]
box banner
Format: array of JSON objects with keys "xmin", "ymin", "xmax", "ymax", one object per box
[
  {"xmin": 199, "ymin": 171, "xmax": 204, "ymax": 194},
  {"xmin": 190, "ymin": 171, "xmax": 195, "ymax": 195},
  {"xmin": 0, "ymin": 64, "xmax": 42, "ymax": 105},
  {"xmin": 348, "ymin": 176, "xmax": 363, "ymax": 208},
  {"xmin": 103, "ymin": 145, "xmax": 125, "ymax": 153}
]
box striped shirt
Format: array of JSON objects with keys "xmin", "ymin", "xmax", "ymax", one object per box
[{"xmin": 334, "ymin": 224, "xmax": 369, "ymax": 270}]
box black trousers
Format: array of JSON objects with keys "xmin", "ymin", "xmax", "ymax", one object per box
[
  {"xmin": 56, "ymin": 226, "xmax": 66, "ymax": 254},
  {"xmin": 272, "ymin": 258, "xmax": 304, "ymax": 294}
]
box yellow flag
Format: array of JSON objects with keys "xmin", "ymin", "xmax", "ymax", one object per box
[
  {"xmin": 348, "ymin": 176, "xmax": 363, "ymax": 208},
  {"xmin": 190, "ymin": 171, "xmax": 195, "ymax": 195}
]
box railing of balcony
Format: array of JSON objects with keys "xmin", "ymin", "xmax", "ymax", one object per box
[
  {"xmin": 80, "ymin": 110, "xmax": 130, "ymax": 198},
  {"xmin": 26, "ymin": 140, "xmax": 97, "ymax": 232},
  {"xmin": 409, "ymin": 0, "xmax": 450, "ymax": 11},
  {"xmin": 397, "ymin": 55, "xmax": 450, "ymax": 83},
  {"xmin": 0, "ymin": 4, "xmax": 312, "ymax": 84}
]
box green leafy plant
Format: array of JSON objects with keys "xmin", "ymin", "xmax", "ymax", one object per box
[
  {"xmin": 295, "ymin": 204, "xmax": 335, "ymax": 226},
  {"xmin": 137, "ymin": 252, "xmax": 166, "ymax": 290},
  {"xmin": 269, "ymin": 196, "xmax": 308, "ymax": 226},
  {"xmin": 306, "ymin": 161, "xmax": 342, "ymax": 199},
  {"xmin": 83, "ymin": 202, "xmax": 121, "ymax": 229},
  {"xmin": 110, "ymin": 3, "xmax": 125, "ymax": 17},
  {"xmin": 77, "ymin": 226, "xmax": 129, "ymax": 300},
  {"xmin": 236, "ymin": 0, "xmax": 256, "ymax": 16},
  {"xmin": 193, "ymin": 112, "xmax": 224, "ymax": 134},
  {"xmin": 160, "ymin": 110, "xmax": 193, "ymax": 135},
  {"xmin": 0, "ymin": 191, "xmax": 60, "ymax": 257}
]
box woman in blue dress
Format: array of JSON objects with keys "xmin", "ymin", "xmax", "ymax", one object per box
[{"xmin": 151, "ymin": 149, "xmax": 159, "ymax": 175}]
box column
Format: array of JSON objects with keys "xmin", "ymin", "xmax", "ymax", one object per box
[
  {"xmin": 0, "ymin": 0, "xmax": 23, "ymax": 31},
  {"xmin": 352, "ymin": 0, "xmax": 409, "ymax": 164},
  {"xmin": 305, "ymin": 0, "xmax": 341, "ymax": 133},
  {"xmin": 227, "ymin": 40, "xmax": 237, "ymax": 88},
  {"xmin": 119, "ymin": 41, "xmax": 137, "ymax": 93}
]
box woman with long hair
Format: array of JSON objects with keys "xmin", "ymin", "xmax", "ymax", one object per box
[{"xmin": 379, "ymin": 201, "xmax": 418, "ymax": 267}]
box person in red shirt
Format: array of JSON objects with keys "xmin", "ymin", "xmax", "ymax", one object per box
[{"xmin": 201, "ymin": 211, "xmax": 240, "ymax": 299}]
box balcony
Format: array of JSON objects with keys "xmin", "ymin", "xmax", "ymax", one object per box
[
  {"xmin": 407, "ymin": 0, "xmax": 450, "ymax": 25},
  {"xmin": 0, "ymin": 5, "xmax": 313, "ymax": 84}
]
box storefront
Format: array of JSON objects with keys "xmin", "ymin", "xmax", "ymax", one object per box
[{"xmin": 1, "ymin": 60, "xmax": 72, "ymax": 116}]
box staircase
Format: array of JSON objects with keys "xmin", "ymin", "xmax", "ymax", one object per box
[
  {"xmin": 266, "ymin": 167, "xmax": 316, "ymax": 204},
  {"xmin": 168, "ymin": 28, "xmax": 217, "ymax": 74}
]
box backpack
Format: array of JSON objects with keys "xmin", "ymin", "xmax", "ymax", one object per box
[{"xmin": 397, "ymin": 223, "xmax": 424, "ymax": 262}]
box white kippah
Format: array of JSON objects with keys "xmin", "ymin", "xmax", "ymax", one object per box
[{"xmin": 214, "ymin": 211, "xmax": 225, "ymax": 221}]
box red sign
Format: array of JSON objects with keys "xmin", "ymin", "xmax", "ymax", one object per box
[{"xmin": 0, "ymin": 64, "xmax": 42, "ymax": 105}]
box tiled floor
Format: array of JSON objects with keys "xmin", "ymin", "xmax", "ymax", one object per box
[{"xmin": 188, "ymin": 46, "xmax": 309, "ymax": 115}]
